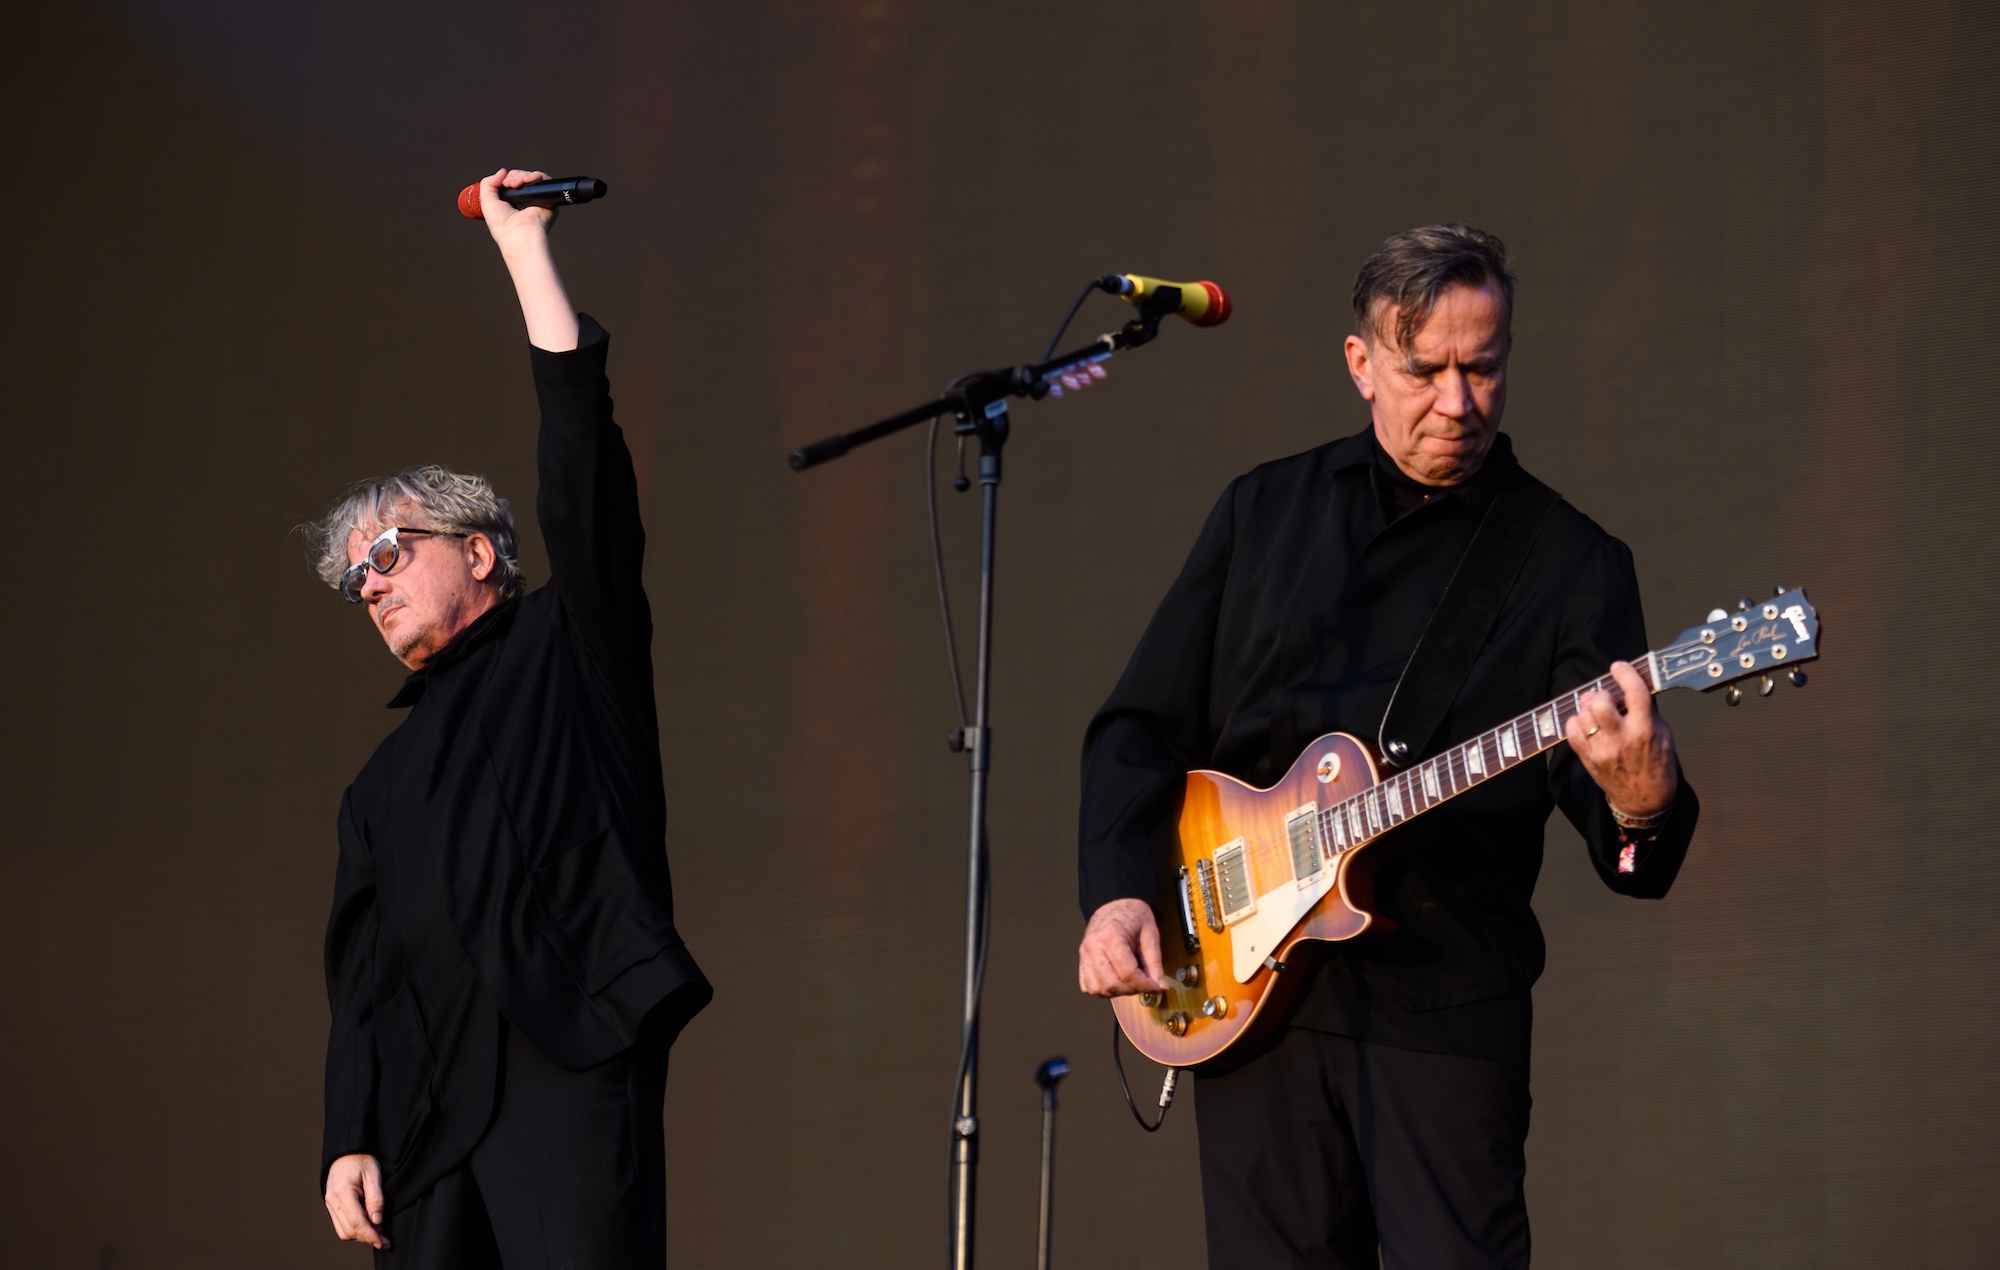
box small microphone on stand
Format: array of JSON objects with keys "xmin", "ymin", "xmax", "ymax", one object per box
[
  {"xmin": 457, "ymin": 177, "xmax": 609, "ymax": 219},
  {"xmin": 1034, "ymin": 1057, "xmax": 1070, "ymax": 1270}
]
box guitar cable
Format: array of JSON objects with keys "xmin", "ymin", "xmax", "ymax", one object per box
[{"xmin": 1111, "ymin": 1018, "xmax": 1182, "ymax": 1132}]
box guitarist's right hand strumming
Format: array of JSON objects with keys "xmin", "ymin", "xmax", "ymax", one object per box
[{"xmin": 1078, "ymin": 897, "xmax": 1172, "ymax": 996}]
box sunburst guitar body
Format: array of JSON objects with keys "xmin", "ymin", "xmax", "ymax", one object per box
[{"xmin": 1112, "ymin": 587, "xmax": 1824, "ymax": 1070}]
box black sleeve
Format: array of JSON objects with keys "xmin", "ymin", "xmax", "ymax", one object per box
[
  {"xmin": 1546, "ymin": 535, "xmax": 1698, "ymax": 898},
  {"xmin": 1078, "ymin": 480, "xmax": 1237, "ymax": 918},
  {"xmin": 321, "ymin": 790, "xmax": 379, "ymax": 1191},
  {"xmin": 530, "ymin": 313, "xmax": 653, "ymax": 683}
]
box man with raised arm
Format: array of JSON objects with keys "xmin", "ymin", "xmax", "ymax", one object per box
[
  {"xmin": 1076, "ymin": 225, "xmax": 1699, "ymax": 1269},
  {"xmin": 310, "ymin": 168, "xmax": 710, "ymax": 1268}
]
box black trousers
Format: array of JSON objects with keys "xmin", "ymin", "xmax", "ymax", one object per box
[
  {"xmin": 377, "ymin": 1014, "xmax": 670, "ymax": 1270},
  {"xmin": 1193, "ymin": 1028, "xmax": 1532, "ymax": 1270}
]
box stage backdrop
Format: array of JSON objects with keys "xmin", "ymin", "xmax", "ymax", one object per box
[{"xmin": 3, "ymin": 1, "xmax": 1995, "ymax": 1266}]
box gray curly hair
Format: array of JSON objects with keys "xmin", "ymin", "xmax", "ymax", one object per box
[{"xmin": 304, "ymin": 464, "xmax": 527, "ymax": 600}]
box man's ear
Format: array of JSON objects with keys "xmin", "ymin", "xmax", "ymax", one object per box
[
  {"xmin": 1343, "ymin": 332, "xmax": 1377, "ymax": 402},
  {"xmin": 466, "ymin": 533, "xmax": 497, "ymax": 584}
]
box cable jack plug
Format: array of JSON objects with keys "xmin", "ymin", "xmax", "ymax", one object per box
[{"xmin": 1157, "ymin": 1068, "xmax": 1181, "ymax": 1114}]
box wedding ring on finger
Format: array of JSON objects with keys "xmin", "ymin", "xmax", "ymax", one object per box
[{"xmin": 1585, "ymin": 726, "xmax": 1600, "ymax": 737}]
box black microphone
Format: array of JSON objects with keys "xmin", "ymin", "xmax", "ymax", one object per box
[{"xmin": 457, "ymin": 177, "xmax": 609, "ymax": 219}]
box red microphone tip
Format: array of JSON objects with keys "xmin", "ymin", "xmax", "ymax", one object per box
[
  {"xmin": 457, "ymin": 183, "xmax": 483, "ymax": 219},
  {"xmin": 1193, "ymin": 281, "xmax": 1232, "ymax": 327}
]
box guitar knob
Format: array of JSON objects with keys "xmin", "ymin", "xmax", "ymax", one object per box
[
  {"xmin": 1139, "ymin": 991, "xmax": 1164, "ymax": 1009},
  {"xmin": 1760, "ymin": 674, "xmax": 1775, "ymax": 697},
  {"xmin": 1201, "ymin": 996, "xmax": 1229, "ymax": 1019},
  {"xmin": 1162, "ymin": 1012, "xmax": 1190, "ymax": 1037},
  {"xmin": 1725, "ymin": 686, "xmax": 1742, "ymax": 706},
  {"xmin": 1176, "ymin": 964, "xmax": 1200, "ymax": 987},
  {"xmin": 1789, "ymin": 668, "xmax": 1808, "ymax": 687}
]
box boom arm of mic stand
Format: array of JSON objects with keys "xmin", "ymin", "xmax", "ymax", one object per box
[
  {"xmin": 785, "ymin": 314, "xmax": 1163, "ymax": 472},
  {"xmin": 788, "ymin": 394, "xmax": 959, "ymax": 471}
]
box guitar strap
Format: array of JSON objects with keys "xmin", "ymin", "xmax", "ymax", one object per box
[{"xmin": 1376, "ymin": 471, "xmax": 1563, "ymax": 769}]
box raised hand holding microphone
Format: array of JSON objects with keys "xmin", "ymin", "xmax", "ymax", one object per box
[
  {"xmin": 457, "ymin": 175, "xmax": 609, "ymax": 218},
  {"xmin": 475, "ymin": 168, "xmax": 580, "ymax": 353}
]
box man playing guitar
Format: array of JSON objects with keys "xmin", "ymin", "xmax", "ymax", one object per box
[{"xmin": 1076, "ymin": 224, "xmax": 1697, "ymax": 1269}]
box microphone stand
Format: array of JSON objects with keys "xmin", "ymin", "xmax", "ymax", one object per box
[
  {"xmin": 1032, "ymin": 1057, "xmax": 1071, "ymax": 1270},
  {"xmin": 789, "ymin": 304, "xmax": 1173, "ymax": 1270}
]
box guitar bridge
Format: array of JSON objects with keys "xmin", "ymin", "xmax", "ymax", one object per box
[
  {"xmin": 1175, "ymin": 865, "xmax": 1201, "ymax": 952},
  {"xmin": 1194, "ymin": 857, "xmax": 1224, "ymax": 933}
]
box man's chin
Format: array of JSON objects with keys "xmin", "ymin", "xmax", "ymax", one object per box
[
  {"xmin": 387, "ymin": 623, "xmax": 434, "ymax": 664},
  {"xmin": 1417, "ymin": 437, "xmax": 1493, "ymax": 482}
]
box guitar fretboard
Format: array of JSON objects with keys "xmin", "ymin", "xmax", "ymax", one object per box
[{"xmin": 1314, "ymin": 654, "xmax": 1660, "ymax": 854}]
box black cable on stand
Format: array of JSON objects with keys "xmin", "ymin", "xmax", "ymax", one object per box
[{"xmin": 787, "ymin": 276, "xmax": 1220, "ymax": 1270}]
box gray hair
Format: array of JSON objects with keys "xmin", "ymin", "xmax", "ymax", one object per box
[
  {"xmin": 1352, "ymin": 223, "xmax": 1516, "ymax": 351},
  {"xmin": 303, "ymin": 464, "xmax": 527, "ymax": 599}
]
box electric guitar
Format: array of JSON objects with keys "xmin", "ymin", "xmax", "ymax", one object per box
[{"xmin": 1111, "ymin": 588, "xmax": 1822, "ymax": 1070}]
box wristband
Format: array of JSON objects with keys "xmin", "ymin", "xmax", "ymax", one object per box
[{"xmin": 1609, "ymin": 803, "xmax": 1669, "ymax": 831}]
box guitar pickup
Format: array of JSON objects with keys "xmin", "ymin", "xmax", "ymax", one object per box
[
  {"xmin": 1285, "ymin": 805, "xmax": 1322, "ymax": 888},
  {"xmin": 1212, "ymin": 839, "xmax": 1255, "ymax": 924}
]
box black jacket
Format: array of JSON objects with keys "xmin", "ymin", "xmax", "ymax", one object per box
[
  {"xmin": 322, "ymin": 316, "xmax": 711, "ymax": 1203},
  {"xmin": 1078, "ymin": 429, "xmax": 1697, "ymax": 1072}
]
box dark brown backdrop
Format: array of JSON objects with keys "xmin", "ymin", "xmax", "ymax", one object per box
[{"xmin": 3, "ymin": 1, "xmax": 1996, "ymax": 1266}]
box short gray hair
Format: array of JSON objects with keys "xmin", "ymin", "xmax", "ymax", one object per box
[
  {"xmin": 304, "ymin": 464, "xmax": 527, "ymax": 599},
  {"xmin": 1352, "ymin": 223, "xmax": 1516, "ymax": 350}
]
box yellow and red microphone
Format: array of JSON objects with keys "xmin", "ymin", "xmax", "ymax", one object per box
[{"xmin": 1110, "ymin": 274, "xmax": 1233, "ymax": 327}]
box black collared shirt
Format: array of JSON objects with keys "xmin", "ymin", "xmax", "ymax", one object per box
[
  {"xmin": 322, "ymin": 316, "xmax": 711, "ymax": 1204},
  {"xmin": 1078, "ymin": 429, "xmax": 1697, "ymax": 1072}
]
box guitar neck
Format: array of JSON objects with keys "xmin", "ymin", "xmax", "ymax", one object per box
[{"xmin": 1319, "ymin": 654, "xmax": 1661, "ymax": 852}]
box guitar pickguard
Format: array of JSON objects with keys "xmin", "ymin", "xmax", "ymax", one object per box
[{"xmin": 1227, "ymin": 859, "xmax": 1337, "ymax": 983}]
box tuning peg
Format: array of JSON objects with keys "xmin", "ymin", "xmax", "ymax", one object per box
[
  {"xmin": 1738, "ymin": 597, "xmax": 1754, "ymax": 611},
  {"xmin": 1789, "ymin": 668, "xmax": 1807, "ymax": 688},
  {"xmin": 1774, "ymin": 585, "xmax": 1787, "ymax": 596},
  {"xmin": 1706, "ymin": 608, "xmax": 1728, "ymax": 623},
  {"xmin": 1760, "ymin": 674, "xmax": 1775, "ymax": 697},
  {"xmin": 1725, "ymin": 685, "xmax": 1742, "ymax": 706}
]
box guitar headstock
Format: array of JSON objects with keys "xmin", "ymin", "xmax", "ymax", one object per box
[{"xmin": 1653, "ymin": 587, "xmax": 1820, "ymax": 698}]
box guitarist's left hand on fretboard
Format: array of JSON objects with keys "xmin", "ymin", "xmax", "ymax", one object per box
[{"xmin": 1562, "ymin": 659, "xmax": 1680, "ymax": 820}]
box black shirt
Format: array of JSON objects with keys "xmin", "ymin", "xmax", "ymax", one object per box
[
  {"xmin": 1078, "ymin": 429, "xmax": 1697, "ymax": 1073},
  {"xmin": 322, "ymin": 316, "xmax": 711, "ymax": 1204}
]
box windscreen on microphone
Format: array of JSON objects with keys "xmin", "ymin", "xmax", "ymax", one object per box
[
  {"xmin": 457, "ymin": 177, "xmax": 610, "ymax": 219},
  {"xmin": 1111, "ymin": 274, "xmax": 1232, "ymax": 327}
]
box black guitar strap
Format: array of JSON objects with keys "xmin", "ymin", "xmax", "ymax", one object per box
[{"xmin": 1376, "ymin": 473, "xmax": 1563, "ymax": 768}]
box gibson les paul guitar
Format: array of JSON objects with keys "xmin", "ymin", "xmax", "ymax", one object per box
[{"xmin": 1112, "ymin": 588, "xmax": 1822, "ymax": 1070}]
